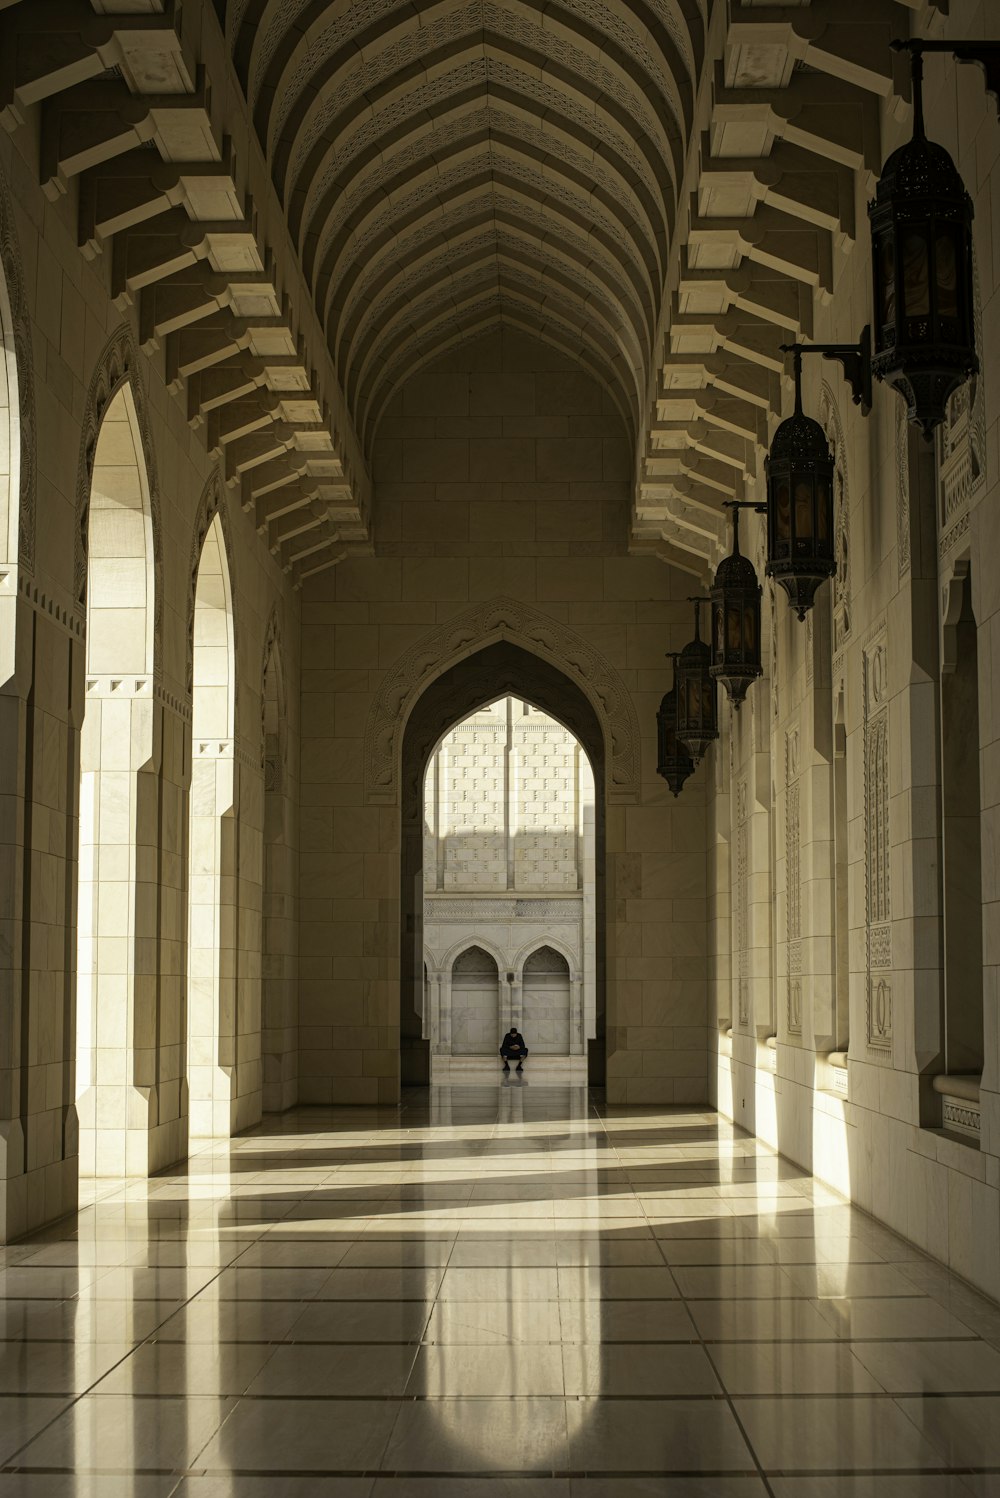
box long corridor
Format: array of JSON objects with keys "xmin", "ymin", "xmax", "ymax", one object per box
[{"xmin": 3, "ymin": 1089, "xmax": 1000, "ymax": 1495}]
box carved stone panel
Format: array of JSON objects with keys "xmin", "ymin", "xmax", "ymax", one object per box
[
  {"xmin": 864, "ymin": 626, "xmax": 891, "ymax": 1055},
  {"xmin": 736, "ymin": 776, "xmax": 749, "ymax": 1028}
]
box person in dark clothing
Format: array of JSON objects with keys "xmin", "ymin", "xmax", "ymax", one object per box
[{"xmin": 500, "ymin": 1027, "xmax": 528, "ymax": 1073}]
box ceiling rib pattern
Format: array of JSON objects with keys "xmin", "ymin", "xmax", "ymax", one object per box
[{"xmin": 227, "ymin": 0, "xmax": 705, "ymax": 447}]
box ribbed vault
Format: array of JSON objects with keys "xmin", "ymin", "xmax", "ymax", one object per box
[{"xmin": 222, "ymin": 0, "xmax": 706, "ymax": 451}]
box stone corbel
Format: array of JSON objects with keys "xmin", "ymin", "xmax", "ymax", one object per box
[
  {"xmin": 111, "ymin": 207, "xmax": 259, "ymax": 306},
  {"xmin": 700, "ymin": 140, "xmax": 855, "ymax": 243},
  {"xmin": 78, "ymin": 148, "xmax": 235, "ymax": 258},
  {"xmin": 727, "ymin": 1, "xmax": 900, "ymax": 99},
  {"xmin": 254, "ymin": 479, "xmax": 322, "ymax": 534},
  {"xmin": 186, "ymin": 355, "xmax": 267, "ymax": 425},
  {"xmin": 206, "ymin": 391, "xmax": 282, "ymax": 457},
  {"xmin": 678, "ymin": 262, "xmax": 812, "ymax": 336},
  {"xmin": 0, "ymin": 0, "xmax": 188, "ymax": 127},
  {"xmin": 688, "ymin": 199, "xmax": 833, "ymax": 294},
  {"xmin": 713, "ymin": 64, "xmax": 881, "ymax": 172}
]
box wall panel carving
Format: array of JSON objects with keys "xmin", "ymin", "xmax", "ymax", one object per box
[{"xmin": 864, "ymin": 626, "xmax": 892, "ymax": 1054}]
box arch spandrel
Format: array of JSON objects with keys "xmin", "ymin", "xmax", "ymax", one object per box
[{"xmin": 364, "ymin": 598, "xmax": 640, "ymax": 807}]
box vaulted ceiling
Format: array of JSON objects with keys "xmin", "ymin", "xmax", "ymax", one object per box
[{"xmin": 219, "ymin": 0, "xmax": 708, "ymax": 445}]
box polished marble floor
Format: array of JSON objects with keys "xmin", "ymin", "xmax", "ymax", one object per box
[{"xmin": 3, "ymin": 1086, "xmax": 1000, "ymax": 1496}]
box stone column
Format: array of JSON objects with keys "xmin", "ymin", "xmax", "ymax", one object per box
[
  {"xmin": 571, "ymin": 975, "xmax": 583, "ymax": 1054},
  {"xmin": 438, "ymin": 971, "xmax": 452, "ymax": 1054}
]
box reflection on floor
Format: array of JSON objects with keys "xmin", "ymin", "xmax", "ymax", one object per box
[{"xmin": 3, "ymin": 1088, "xmax": 1000, "ymax": 1496}]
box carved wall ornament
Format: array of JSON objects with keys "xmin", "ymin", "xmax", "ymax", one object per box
[
  {"xmin": 896, "ymin": 402, "xmax": 911, "ymax": 580},
  {"xmin": 819, "ymin": 382, "xmax": 851, "ymax": 649},
  {"xmin": 938, "ymin": 257, "xmax": 986, "ymax": 561},
  {"xmin": 736, "ymin": 776, "xmax": 749, "ymax": 1028},
  {"xmin": 0, "ymin": 165, "xmax": 36, "ymax": 573},
  {"xmin": 785, "ymin": 776, "xmax": 802, "ymax": 1038},
  {"xmin": 75, "ymin": 324, "xmax": 164, "ymax": 682},
  {"xmin": 187, "ymin": 468, "xmax": 238, "ymax": 698},
  {"xmin": 364, "ymin": 596, "xmax": 640, "ymax": 805},
  {"xmin": 863, "ymin": 624, "xmax": 892, "ymax": 1055}
]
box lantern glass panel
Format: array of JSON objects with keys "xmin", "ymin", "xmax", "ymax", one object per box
[
  {"xmin": 935, "ymin": 229, "xmax": 959, "ymax": 319},
  {"xmin": 903, "ymin": 231, "xmax": 930, "ymax": 319},
  {"xmin": 727, "ymin": 601, "xmax": 741, "ymax": 653},
  {"xmin": 880, "ymin": 237, "xmax": 896, "ymax": 326},
  {"xmin": 743, "ymin": 603, "xmax": 757, "ymax": 652},
  {"xmin": 775, "ymin": 479, "xmax": 791, "ymax": 551},
  {"xmin": 794, "ymin": 479, "xmax": 813, "ymax": 541}
]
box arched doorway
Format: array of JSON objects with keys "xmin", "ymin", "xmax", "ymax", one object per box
[
  {"xmin": 449, "ymin": 945, "xmax": 501, "ymax": 1055},
  {"xmin": 187, "ymin": 510, "xmax": 236, "ymax": 1138},
  {"xmin": 520, "ymin": 944, "xmax": 573, "ymax": 1054},
  {"xmin": 400, "ymin": 641, "xmax": 607, "ymax": 1088},
  {"xmin": 75, "ymin": 383, "xmax": 157, "ymax": 1177}
]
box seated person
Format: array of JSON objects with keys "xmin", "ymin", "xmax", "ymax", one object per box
[{"xmin": 500, "ymin": 1026, "xmax": 528, "ymax": 1073}]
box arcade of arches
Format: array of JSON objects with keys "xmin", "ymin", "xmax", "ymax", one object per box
[{"xmin": 1, "ymin": 0, "xmax": 1000, "ymax": 1483}]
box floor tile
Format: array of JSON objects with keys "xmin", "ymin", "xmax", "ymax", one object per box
[
  {"xmin": 850, "ymin": 1337, "xmax": 1000, "ymax": 1394},
  {"xmin": 407, "ymin": 1343, "xmax": 565, "ymax": 1395},
  {"xmin": 734, "ymin": 1394, "xmax": 944, "ymax": 1470},
  {"xmin": 382, "ymin": 1397, "xmax": 570, "ymax": 1471},
  {"xmin": 247, "ymin": 1343, "xmax": 418, "ymax": 1396},
  {"xmin": 894, "ymin": 1394, "xmax": 1000, "ymax": 1466},
  {"xmin": 709, "ymin": 1340, "xmax": 883, "ymax": 1395},
  {"xmin": 561, "ymin": 1342, "xmax": 720, "ymax": 1395},
  {"xmin": 13, "ymin": 1393, "xmax": 232, "ymax": 1471},
  {"xmin": 195, "ymin": 1397, "xmax": 398, "ymax": 1471},
  {"xmin": 565, "ymin": 1398, "xmax": 755, "ymax": 1471}
]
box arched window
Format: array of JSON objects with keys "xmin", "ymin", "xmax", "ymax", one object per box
[
  {"xmin": 187, "ymin": 511, "xmax": 236, "ymax": 1137},
  {"xmin": 521, "ymin": 945, "xmax": 572, "ymax": 1054},
  {"xmin": 450, "ymin": 946, "xmax": 500, "ymax": 1056},
  {"xmin": 76, "ymin": 384, "xmax": 156, "ymax": 1177}
]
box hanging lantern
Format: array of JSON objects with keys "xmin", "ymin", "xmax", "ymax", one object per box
[
  {"xmin": 656, "ymin": 674, "xmax": 695, "ymax": 797},
  {"xmin": 765, "ymin": 349, "xmax": 835, "ymax": 622},
  {"xmin": 710, "ymin": 503, "xmax": 762, "ymax": 709},
  {"xmin": 675, "ymin": 598, "xmax": 718, "ymax": 763},
  {"xmin": 869, "ymin": 43, "xmax": 978, "ymax": 438}
]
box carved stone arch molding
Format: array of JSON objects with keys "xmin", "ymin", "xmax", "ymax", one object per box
[
  {"xmin": 187, "ymin": 468, "xmax": 239, "ymax": 697},
  {"xmin": 75, "ymin": 323, "xmax": 164, "ymax": 682},
  {"xmin": 364, "ymin": 596, "xmax": 641, "ymax": 805},
  {"xmin": 0, "ymin": 164, "xmax": 37, "ymax": 572}
]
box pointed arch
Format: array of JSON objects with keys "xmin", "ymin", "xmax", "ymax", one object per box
[
  {"xmin": 75, "ymin": 324, "xmax": 163, "ymax": 676},
  {"xmin": 186, "ymin": 473, "xmax": 239, "ymax": 1138},
  {"xmin": 364, "ymin": 596, "xmax": 640, "ymax": 805},
  {"xmin": 187, "ymin": 469, "xmax": 238, "ymax": 708}
]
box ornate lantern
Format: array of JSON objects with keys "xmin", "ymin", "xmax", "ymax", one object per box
[
  {"xmin": 656, "ymin": 670, "xmax": 695, "ymax": 797},
  {"xmin": 710, "ymin": 502, "xmax": 763, "ymax": 709},
  {"xmin": 675, "ymin": 598, "xmax": 718, "ymax": 763},
  {"xmin": 765, "ymin": 347, "xmax": 835, "ymax": 621},
  {"xmin": 869, "ymin": 42, "xmax": 978, "ymax": 437}
]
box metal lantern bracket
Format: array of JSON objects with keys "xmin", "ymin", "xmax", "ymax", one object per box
[
  {"xmin": 891, "ymin": 39, "xmax": 1000, "ymax": 124},
  {"xmin": 780, "ymin": 328, "xmax": 872, "ymax": 416},
  {"xmin": 723, "ymin": 500, "xmax": 767, "ymax": 518}
]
